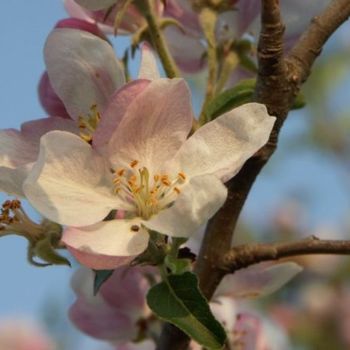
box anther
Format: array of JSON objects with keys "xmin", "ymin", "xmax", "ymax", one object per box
[
  {"xmin": 130, "ymin": 160, "xmax": 139, "ymax": 168},
  {"xmin": 130, "ymin": 225, "xmax": 140, "ymax": 232}
]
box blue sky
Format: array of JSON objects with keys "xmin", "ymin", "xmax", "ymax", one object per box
[{"xmin": 0, "ymin": 1, "xmax": 349, "ymax": 348}]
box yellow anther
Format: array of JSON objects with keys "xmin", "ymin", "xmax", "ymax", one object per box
[
  {"xmin": 130, "ymin": 160, "xmax": 139, "ymax": 168},
  {"xmin": 178, "ymin": 172, "xmax": 186, "ymax": 181},
  {"xmin": 117, "ymin": 168, "xmax": 125, "ymax": 176},
  {"xmin": 161, "ymin": 179, "xmax": 171, "ymax": 186},
  {"xmin": 154, "ymin": 174, "xmax": 160, "ymax": 182},
  {"xmin": 173, "ymin": 187, "xmax": 181, "ymax": 194}
]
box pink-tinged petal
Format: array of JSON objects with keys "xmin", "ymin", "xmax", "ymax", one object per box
[
  {"xmin": 44, "ymin": 28, "xmax": 124, "ymax": 120},
  {"xmin": 55, "ymin": 18, "xmax": 106, "ymax": 39},
  {"xmin": 23, "ymin": 131, "xmax": 118, "ymax": 226},
  {"xmin": 63, "ymin": 219, "xmax": 149, "ymax": 270},
  {"xmin": 0, "ymin": 165, "xmax": 31, "ymax": 197},
  {"xmin": 0, "ymin": 118, "xmax": 79, "ymax": 197},
  {"xmin": 164, "ymin": 26, "xmax": 207, "ymax": 74},
  {"xmin": 164, "ymin": 0, "xmax": 201, "ymax": 34},
  {"xmin": 116, "ymin": 340, "xmax": 155, "ymax": 350},
  {"xmin": 145, "ymin": 175, "xmax": 227, "ymax": 238},
  {"xmin": 100, "ymin": 266, "xmax": 150, "ymax": 314},
  {"xmin": 74, "ymin": 0, "xmax": 117, "ymax": 11},
  {"xmin": 93, "ymin": 79, "xmax": 150, "ymax": 150},
  {"xmin": 0, "ymin": 129, "xmax": 37, "ymax": 167},
  {"xmin": 109, "ymin": 79, "xmax": 193, "ymax": 172},
  {"xmin": 20, "ymin": 117, "xmax": 79, "ymax": 140},
  {"xmin": 64, "ymin": 0, "xmax": 94, "ymax": 22},
  {"xmin": 233, "ymin": 313, "xmax": 268, "ymax": 350},
  {"xmin": 138, "ymin": 44, "xmax": 160, "ymax": 80},
  {"xmin": 215, "ymin": 262, "xmax": 303, "ymax": 299},
  {"xmin": 174, "ymin": 103, "xmax": 275, "ymax": 182},
  {"xmin": 38, "ymin": 72, "xmax": 70, "ymax": 118},
  {"xmin": 69, "ymin": 298, "xmax": 136, "ymax": 342}
]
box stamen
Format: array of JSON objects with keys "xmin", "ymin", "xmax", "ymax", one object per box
[
  {"xmin": 78, "ymin": 104, "xmax": 102, "ymax": 142},
  {"xmin": 130, "ymin": 160, "xmax": 139, "ymax": 168},
  {"xmin": 112, "ymin": 163, "xmax": 187, "ymax": 220}
]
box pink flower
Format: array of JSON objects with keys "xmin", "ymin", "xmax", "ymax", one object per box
[
  {"xmin": 69, "ymin": 266, "xmax": 154, "ymax": 344},
  {"xmin": 0, "ymin": 319, "xmax": 55, "ymax": 350},
  {"xmin": 24, "ymin": 32, "xmax": 274, "ymax": 270}
]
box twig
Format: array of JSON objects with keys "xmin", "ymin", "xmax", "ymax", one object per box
[
  {"xmin": 221, "ymin": 236, "xmax": 350, "ymax": 272},
  {"xmin": 139, "ymin": 0, "xmax": 180, "ymax": 78}
]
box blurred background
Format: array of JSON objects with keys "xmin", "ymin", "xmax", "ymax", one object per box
[{"xmin": 0, "ymin": 1, "xmax": 350, "ymax": 349}]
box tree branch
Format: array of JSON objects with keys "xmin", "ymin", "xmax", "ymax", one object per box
[
  {"xmin": 287, "ymin": 0, "xmax": 350, "ymax": 85},
  {"xmin": 220, "ymin": 237, "xmax": 350, "ymax": 272},
  {"xmin": 156, "ymin": 1, "xmax": 350, "ymax": 348},
  {"xmin": 195, "ymin": 0, "xmax": 350, "ymax": 303}
]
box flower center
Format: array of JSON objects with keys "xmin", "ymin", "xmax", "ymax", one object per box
[
  {"xmin": 78, "ymin": 104, "xmax": 101, "ymax": 142},
  {"xmin": 113, "ymin": 160, "xmax": 186, "ymax": 220}
]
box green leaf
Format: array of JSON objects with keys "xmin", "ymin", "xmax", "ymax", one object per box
[
  {"xmin": 205, "ymin": 79, "xmax": 255, "ymax": 120},
  {"xmin": 205, "ymin": 79, "xmax": 306, "ymax": 121},
  {"xmin": 93, "ymin": 269, "xmax": 114, "ymax": 295},
  {"xmin": 147, "ymin": 272, "xmax": 226, "ymax": 349}
]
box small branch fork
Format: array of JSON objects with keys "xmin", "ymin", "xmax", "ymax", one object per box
[{"xmin": 156, "ymin": 0, "xmax": 350, "ymax": 349}]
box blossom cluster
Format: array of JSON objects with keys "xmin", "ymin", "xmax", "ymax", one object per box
[{"xmin": 0, "ymin": 0, "xmax": 328, "ymax": 348}]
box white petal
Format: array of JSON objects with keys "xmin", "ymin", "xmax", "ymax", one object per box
[
  {"xmin": 215, "ymin": 262, "xmax": 303, "ymax": 299},
  {"xmin": 174, "ymin": 103, "xmax": 275, "ymax": 182},
  {"xmin": 45, "ymin": 28, "xmax": 124, "ymax": 120},
  {"xmin": 145, "ymin": 175, "xmax": 227, "ymax": 238},
  {"xmin": 63, "ymin": 219, "xmax": 149, "ymax": 270},
  {"xmin": 0, "ymin": 129, "xmax": 37, "ymax": 168},
  {"xmin": 138, "ymin": 44, "xmax": 160, "ymax": 80},
  {"xmin": 108, "ymin": 78, "xmax": 194, "ymax": 172},
  {"xmin": 0, "ymin": 165, "xmax": 32, "ymax": 197},
  {"xmin": 23, "ymin": 131, "xmax": 120, "ymax": 226},
  {"xmin": 74, "ymin": 0, "xmax": 117, "ymax": 10}
]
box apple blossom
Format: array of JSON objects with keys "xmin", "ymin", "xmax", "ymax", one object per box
[
  {"xmin": 69, "ymin": 266, "xmax": 155, "ymax": 344},
  {"xmin": 24, "ymin": 75, "xmax": 275, "ymax": 269}
]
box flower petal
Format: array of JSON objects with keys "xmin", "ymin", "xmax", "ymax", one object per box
[
  {"xmin": 0, "ymin": 165, "xmax": 31, "ymax": 197},
  {"xmin": 62, "ymin": 220, "xmax": 149, "ymax": 270},
  {"xmin": 74, "ymin": 0, "xmax": 117, "ymax": 11},
  {"xmin": 23, "ymin": 131, "xmax": 118, "ymax": 226},
  {"xmin": 38, "ymin": 72, "xmax": 70, "ymax": 118},
  {"xmin": 215, "ymin": 262, "xmax": 303, "ymax": 299},
  {"xmin": 138, "ymin": 44, "xmax": 160, "ymax": 80},
  {"xmin": 93, "ymin": 79, "xmax": 150, "ymax": 150},
  {"xmin": 108, "ymin": 78, "xmax": 194, "ymax": 172},
  {"xmin": 174, "ymin": 103, "xmax": 275, "ymax": 182},
  {"xmin": 20, "ymin": 116, "xmax": 79, "ymax": 140},
  {"xmin": 145, "ymin": 175, "xmax": 227, "ymax": 238},
  {"xmin": 69, "ymin": 298, "xmax": 136, "ymax": 342},
  {"xmin": 165, "ymin": 26, "xmax": 206, "ymax": 73},
  {"xmin": 44, "ymin": 28, "xmax": 124, "ymax": 120}
]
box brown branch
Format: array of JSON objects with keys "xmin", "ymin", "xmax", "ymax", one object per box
[
  {"xmin": 287, "ymin": 0, "xmax": 350, "ymax": 85},
  {"xmin": 156, "ymin": 1, "xmax": 350, "ymax": 349},
  {"xmin": 220, "ymin": 237, "xmax": 350, "ymax": 272}
]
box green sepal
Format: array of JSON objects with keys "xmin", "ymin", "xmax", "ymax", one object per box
[
  {"xmin": 164, "ymin": 255, "xmax": 191, "ymax": 275},
  {"xmin": 147, "ymin": 272, "xmax": 226, "ymax": 349},
  {"xmin": 93, "ymin": 269, "xmax": 114, "ymax": 295}
]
